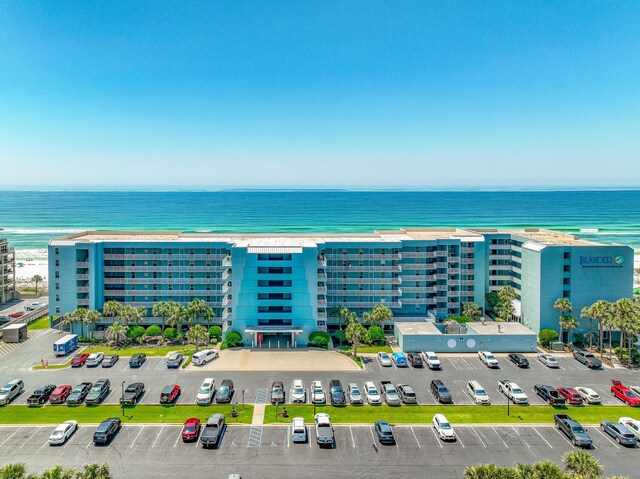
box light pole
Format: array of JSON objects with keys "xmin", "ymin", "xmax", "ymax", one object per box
[
  {"xmin": 242, "ymin": 389, "xmax": 245, "ymax": 410},
  {"xmin": 121, "ymin": 381, "xmax": 126, "ymax": 417}
]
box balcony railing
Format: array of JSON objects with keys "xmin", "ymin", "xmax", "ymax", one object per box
[
  {"xmin": 76, "ymin": 286, "xmax": 89, "ymax": 293},
  {"xmin": 317, "ymin": 299, "xmax": 327, "ymax": 306},
  {"xmin": 401, "ymin": 286, "xmax": 437, "ymax": 294},
  {"xmin": 401, "ymin": 251, "xmax": 438, "ymax": 258},
  {"xmin": 325, "ymin": 253, "xmax": 402, "ymax": 261},
  {"xmin": 103, "ymin": 253, "xmax": 229, "ymax": 260},
  {"xmin": 77, "ymin": 298, "xmax": 89, "ymax": 306},
  {"xmin": 327, "ymin": 277, "xmax": 401, "ymax": 284},
  {"xmin": 401, "ymin": 297, "xmax": 436, "ymax": 305},
  {"xmin": 400, "ymin": 263, "xmax": 436, "ymax": 270},
  {"xmin": 332, "ymin": 265, "xmax": 402, "ymax": 273},
  {"xmin": 104, "ymin": 277, "xmax": 225, "ymax": 285},
  {"xmin": 76, "ymin": 274, "xmax": 89, "ymax": 280},
  {"xmin": 76, "ymin": 262, "xmax": 89, "ymax": 268},
  {"xmin": 328, "ymin": 289, "xmax": 402, "ymax": 297}
]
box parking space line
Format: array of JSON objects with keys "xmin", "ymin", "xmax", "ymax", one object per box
[
  {"xmin": 491, "ymin": 426, "xmax": 508, "ymax": 448},
  {"xmin": 369, "ymin": 425, "xmax": 376, "ymax": 445},
  {"xmin": 430, "ymin": 426, "xmax": 443, "ymax": 448},
  {"xmin": 309, "ymin": 426, "xmax": 313, "ymax": 448},
  {"xmin": 594, "ymin": 428, "xmax": 620, "ymax": 449},
  {"xmin": 0, "ymin": 427, "xmax": 21, "ymax": 446},
  {"xmin": 446, "ymin": 358, "xmax": 458, "ymax": 370},
  {"xmin": 19, "ymin": 427, "xmax": 41, "ymax": 449},
  {"xmin": 457, "ymin": 433, "xmax": 465, "ymax": 448},
  {"xmin": 130, "ymin": 426, "xmax": 144, "ymax": 448},
  {"xmin": 285, "ymin": 426, "xmax": 289, "ymax": 448},
  {"xmin": 532, "ymin": 427, "xmax": 553, "ymax": 448},
  {"xmin": 512, "ymin": 426, "xmax": 530, "ymax": 448},
  {"xmin": 471, "ymin": 427, "xmax": 486, "ymax": 448},
  {"xmin": 41, "ymin": 439, "xmax": 49, "ymax": 449},
  {"xmin": 151, "ymin": 426, "xmax": 164, "ymax": 448},
  {"xmin": 350, "ymin": 426, "xmax": 355, "ymax": 448},
  {"xmin": 173, "ymin": 432, "xmax": 181, "ymax": 448},
  {"xmin": 410, "ymin": 426, "xmax": 421, "ymax": 448},
  {"xmin": 552, "ymin": 427, "xmax": 574, "ymax": 447}
]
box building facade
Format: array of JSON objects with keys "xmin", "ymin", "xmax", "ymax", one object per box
[
  {"xmin": 0, "ymin": 237, "xmax": 16, "ymax": 304},
  {"xmin": 48, "ymin": 228, "xmax": 633, "ymax": 346}
]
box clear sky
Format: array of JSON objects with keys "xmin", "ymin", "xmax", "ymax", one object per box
[{"xmin": 1, "ymin": 1, "xmax": 639, "ymax": 188}]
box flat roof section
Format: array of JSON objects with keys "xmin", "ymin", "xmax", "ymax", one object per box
[
  {"xmin": 466, "ymin": 322, "xmax": 535, "ymax": 335},
  {"xmin": 394, "ymin": 322, "xmax": 441, "ymax": 335},
  {"xmin": 471, "ymin": 228, "xmax": 601, "ymax": 247}
]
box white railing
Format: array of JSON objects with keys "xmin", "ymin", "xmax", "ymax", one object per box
[
  {"xmin": 325, "ymin": 253, "xmax": 401, "ymax": 260},
  {"xmin": 401, "ymin": 251, "xmax": 437, "ymax": 258},
  {"xmin": 103, "ymin": 253, "xmax": 229, "ymax": 260},
  {"xmin": 326, "ymin": 277, "xmax": 401, "ymax": 284}
]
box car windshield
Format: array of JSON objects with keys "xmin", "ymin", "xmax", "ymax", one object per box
[
  {"xmin": 293, "ymin": 387, "xmax": 303, "ymax": 395},
  {"xmin": 367, "ymin": 387, "xmax": 377, "ymax": 394},
  {"xmin": 573, "ymin": 427, "xmax": 586, "ymax": 433},
  {"xmin": 273, "ymin": 387, "xmax": 282, "ymax": 393},
  {"xmin": 380, "ymin": 424, "xmax": 391, "ymax": 433},
  {"xmin": 624, "ymin": 391, "xmax": 635, "ymax": 397},
  {"xmin": 218, "ymin": 387, "xmax": 228, "ymax": 395},
  {"xmin": 293, "ymin": 428, "xmax": 304, "ymax": 434},
  {"xmin": 199, "ymin": 387, "xmax": 210, "ymax": 394},
  {"xmin": 184, "ymin": 425, "xmax": 196, "ymax": 432},
  {"xmin": 90, "ymin": 386, "xmax": 101, "ymax": 393},
  {"xmin": 487, "ymin": 355, "xmax": 495, "ymax": 360},
  {"xmin": 314, "ymin": 388, "xmax": 323, "ymax": 393},
  {"xmin": 0, "ymin": 388, "xmax": 10, "ymax": 394},
  {"xmin": 380, "ymin": 354, "xmax": 389, "ymax": 359},
  {"xmin": 440, "ymin": 422, "xmax": 452, "ymax": 429},
  {"xmin": 476, "ymin": 389, "xmax": 486, "ymax": 395},
  {"xmin": 438, "ymin": 385, "xmax": 448, "ymax": 392},
  {"xmin": 512, "ymin": 388, "xmax": 523, "ymax": 394},
  {"xmin": 125, "ymin": 387, "xmax": 137, "ymax": 393},
  {"xmin": 51, "ymin": 431, "xmax": 64, "ymax": 437}
]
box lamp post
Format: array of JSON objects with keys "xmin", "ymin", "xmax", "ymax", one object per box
[
  {"xmin": 121, "ymin": 381, "xmax": 126, "ymax": 417},
  {"xmin": 275, "ymin": 400, "xmax": 279, "ymax": 421},
  {"xmin": 242, "ymin": 389, "xmax": 245, "ymax": 410},
  {"xmin": 507, "ymin": 393, "xmax": 510, "ymax": 417}
]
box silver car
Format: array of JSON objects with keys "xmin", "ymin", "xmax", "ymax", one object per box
[
  {"xmin": 347, "ymin": 383, "xmax": 363, "ymax": 405},
  {"xmin": 538, "ymin": 354, "xmax": 560, "ymax": 368},
  {"xmin": 377, "ymin": 352, "xmax": 392, "ymax": 367}
]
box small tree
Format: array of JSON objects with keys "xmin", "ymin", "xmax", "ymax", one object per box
[
  {"xmin": 363, "ymin": 304, "xmax": 393, "ymax": 329},
  {"xmin": 163, "ymin": 327, "xmax": 178, "ymax": 340},
  {"xmin": 167, "ymin": 304, "xmax": 189, "ymax": 336},
  {"xmin": 538, "ymin": 329, "xmax": 559, "ymax": 348},
  {"xmin": 462, "ymin": 303, "xmax": 482, "ymax": 320},
  {"xmin": 345, "ymin": 319, "xmax": 366, "ymax": 357},
  {"xmin": 308, "ymin": 331, "xmax": 331, "ymax": 348},
  {"xmin": 32, "ymin": 274, "xmax": 43, "ymax": 294},
  {"xmin": 484, "ymin": 292, "xmax": 500, "ymax": 311},
  {"xmin": 330, "ymin": 306, "xmax": 352, "ymax": 330},
  {"xmin": 186, "ymin": 324, "xmax": 210, "ymax": 353},
  {"xmin": 208, "ymin": 325, "xmax": 222, "ymax": 338},
  {"xmin": 105, "ymin": 322, "xmax": 128, "ymax": 345},
  {"xmin": 76, "ymin": 463, "xmax": 112, "ymax": 479},
  {"xmin": 39, "ymin": 465, "xmax": 76, "ymax": 479},
  {"xmin": 554, "ymin": 298, "xmax": 573, "ymax": 343},
  {"xmin": 562, "ymin": 450, "xmax": 602, "ymax": 479},
  {"xmin": 496, "ymin": 286, "xmax": 517, "ymax": 322},
  {"xmin": 333, "ymin": 329, "xmax": 347, "ymax": 345},
  {"xmin": 366, "ymin": 325, "xmax": 385, "ymax": 345},
  {"xmin": 224, "ymin": 331, "xmax": 243, "ymax": 347},
  {"xmin": 559, "ymin": 316, "xmax": 579, "ymax": 344},
  {"xmin": 145, "ymin": 325, "xmax": 162, "ymax": 337},
  {"xmin": 83, "ymin": 310, "xmax": 102, "ymax": 340},
  {"xmin": 126, "ymin": 325, "xmax": 146, "ymax": 342}
]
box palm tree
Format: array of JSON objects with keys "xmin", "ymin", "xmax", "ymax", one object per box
[
  {"xmin": 102, "ymin": 300, "xmax": 122, "ymax": 324},
  {"xmin": 462, "ymin": 302, "xmax": 482, "ymax": 320},
  {"xmin": 590, "ymin": 300, "xmax": 614, "ymax": 359},
  {"xmin": 345, "ymin": 318, "xmax": 366, "ymax": 357},
  {"xmin": 513, "ymin": 463, "xmax": 534, "ymax": 479},
  {"xmin": 152, "ymin": 301, "xmax": 179, "ymax": 333},
  {"xmin": 187, "ymin": 299, "xmax": 214, "ymax": 326},
  {"xmin": 497, "ymin": 286, "xmax": 517, "ymax": 322},
  {"xmin": 75, "ymin": 464, "xmax": 112, "ymax": 479},
  {"xmin": 553, "ymin": 298, "xmax": 573, "ymax": 343},
  {"xmin": 58, "ymin": 311, "xmax": 79, "ymax": 333},
  {"xmin": 83, "ymin": 310, "xmax": 102, "ymax": 340},
  {"xmin": 559, "ymin": 316, "xmax": 579, "ymax": 345},
  {"xmin": 32, "ymin": 275, "xmax": 43, "ymax": 294},
  {"xmin": 531, "ymin": 460, "xmax": 567, "ymax": 479},
  {"xmin": 124, "ymin": 306, "xmax": 145, "ymax": 326},
  {"xmin": 464, "ymin": 464, "xmax": 515, "ymax": 479},
  {"xmin": 330, "ymin": 306, "xmax": 352, "ymax": 330},
  {"xmin": 562, "ymin": 450, "xmax": 602, "ymax": 479},
  {"xmin": 38, "ymin": 465, "xmax": 75, "ymax": 479},
  {"xmin": 167, "ymin": 304, "xmax": 189, "ymax": 336},
  {"xmin": 580, "ymin": 305, "xmax": 595, "ymax": 350},
  {"xmin": 186, "ymin": 324, "xmax": 210, "ymax": 353},
  {"xmin": 0, "ymin": 462, "xmax": 28, "ymax": 479},
  {"xmin": 614, "ymin": 298, "xmax": 640, "ymax": 364},
  {"xmin": 362, "ymin": 304, "xmax": 393, "ymax": 329},
  {"xmin": 104, "ymin": 322, "xmax": 128, "ymax": 345},
  {"xmin": 71, "ymin": 308, "xmax": 88, "ymax": 337}
]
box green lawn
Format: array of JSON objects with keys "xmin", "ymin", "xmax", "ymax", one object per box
[
  {"xmin": 33, "ymin": 361, "xmax": 71, "ymax": 370},
  {"xmin": 28, "ymin": 316, "xmax": 51, "ymax": 330},
  {"xmin": 356, "ymin": 345, "xmax": 393, "ymax": 354},
  {"xmin": 83, "ymin": 345, "xmax": 195, "ymax": 358},
  {"xmin": 0, "ymin": 404, "xmax": 253, "ymax": 424},
  {"xmin": 263, "ymin": 404, "xmax": 640, "ymax": 425}
]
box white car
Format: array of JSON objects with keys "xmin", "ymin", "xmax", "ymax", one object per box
[
  {"xmin": 49, "ymin": 420, "xmax": 78, "ymax": 445},
  {"xmin": 575, "ymin": 386, "xmax": 602, "ymax": 404},
  {"xmin": 421, "ymin": 351, "xmax": 442, "ymax": 370},
  {"xmin": 291, "ymin": 417, "xmax": 307, "ymax": 443},
  {"xmin": 25, "ymin": 301, "xmax": 45, "ymax": 311},
  {"xmin": 311, "ymin": 381, "xmax": 326, "ymax": 404},
  {"xmin": 478, "ymin": 350, "xmax": 499, "ymax": 368},
  {"xmin": 196, "ymin": 378, "xmax": 216, "ymax": 405},
  {"xmin": 538, "ymin": 354, "xmax": 560, "ymax": 368},
  {"xmin": 377, "ymin": 352, "xmax": 393, "ymax": 367},
  {"xmin": 347, "ymin": 383, "xmax": 363, "ymax": 405},
  {"xmin": 290, "ymin": 379, "xmax": 306, "ymax": 404},
  {"xmin": 85, "ymin": 352, "xmax": 104, "ymax": 367},
  {"xmin": 314, "ymin": 413, "xmax": 334, "ymax": 446},
  {"xmin": 192, "ymin": 349, "xmax": 218, "ymax": 366},
  {"xmin": 619, "ymin": 417, "xmax": 640, "ymax": 440},
  {"xmin": 364, "ymin": 381, "xmax": 382, "ymax": 405},
  {"xmin": 433, "ymin": 414, "xmax": 456, "ymax": 441}
]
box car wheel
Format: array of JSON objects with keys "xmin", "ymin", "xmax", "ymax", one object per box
[{"xmin": 617, "ymin": 437, "xmax": 621, "ymax": 444}]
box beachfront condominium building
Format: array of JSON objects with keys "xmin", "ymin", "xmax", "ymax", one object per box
[
  {"xmin": 48, "ymin": 228, "xmax": 633, "ymax": 346},
  {"xmin": 0, "ymin": 237, "xmax": 16, "ymax": 304}
]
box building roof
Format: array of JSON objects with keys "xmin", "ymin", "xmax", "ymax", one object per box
[
  {"xmin": 395, "ymin": 320, "xmax": 535, "ymax": 336},
  {"xmin": 394, "ymin": 322, "xmax": 441, "ymax": 335},
  {"xmin": 471, "ymin": 228, "xmax": 601, "ymax": 246}
]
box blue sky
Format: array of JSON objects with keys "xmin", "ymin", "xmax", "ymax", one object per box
[{"xmin": 1, "ymin": 1, "xmax": 639, "ymax": 188}]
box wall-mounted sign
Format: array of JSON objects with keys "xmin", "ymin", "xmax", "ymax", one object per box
[{"xmin": 579, "ymin": 255, "xmax": 624, "ymax": 268}]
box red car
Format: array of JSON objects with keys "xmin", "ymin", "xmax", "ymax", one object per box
[
  {"xmin": 49, "ymin": 385, "xmax": 72, "ymax": 404},
  {"xmin": 70, "ymin": 353, "xmax": 90, "ymax": 367},
  {"xmin": 160, "ymin": 384, "xmax": 181, "ymax": 404},
  {"xmin": 557, "ymin": 387, "xmax": 583, "ymax": 405},
  {"xmin": 181, "ymin": 417, "xmax": 201, "ymax": 442},
  {"xmin": 8, "ymin": 312, "xmax": 24, "ymax": 318},
  {"xmin": 611, "ymin": 380, "xmax": 640, "ymax": 406}
]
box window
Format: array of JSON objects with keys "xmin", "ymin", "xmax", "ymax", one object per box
[
  {"xmin": 55, "ymin": 306, "xmax": 60, "ymax": 314},
  {"xmin": 55, "ymin": 271, "xmax": 59, "ymax": 279},
  {"xmin": 55, "ymin": 295, "xmax": 60, "ymax": 301},
  {"xmin": 55, "ymin": 259, "xmax": 59, "ymax": 267},
  {"xmin": 55, "ymin": 283, "xmax": 59, "ymax": 290},
  {"xmin": 54, "ymin": 248, "xmax": 59, "ymax": 255}
]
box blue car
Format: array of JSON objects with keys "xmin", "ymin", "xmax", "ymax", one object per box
[
  {"xmin": 392, "ymin": 352, "xmax": 407, "ymax": 367},
  {"xmin": 601, "ymin": 420, "xmax": 637, "ymax": 447}
]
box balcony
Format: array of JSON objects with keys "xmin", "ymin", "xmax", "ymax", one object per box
[
  {"xmin": 77, "ymin": 298, "xmax": 89, "ymax": 306},
  {"xmin": 436, "ymin": 250, "xmax": 448, "ymax": 257},
  {"xmin": 332, "ymin": 265, "xmax": 402, "ymax": 273},
  {"xmin": 317, "ymin": 299, "xmax": 327, "ymax": 306},
  {"xmin": 76, "ymin": 262, "xmax": 89, "ymax": 268},
  {"xmin": 222, "ymin": 295, "xmax": 232, "ymax": 306},
  {"xmin": 76, "ymin": 286, "xmax": 89, "ymax": 293},
  {"xmin": 329, "ymin": 289, "xmax": 402, "ymax": 297},
  {"xmin": 402, "ymin": 297, "xmax": 436, "ymax": 305},
  {"xmin": 317, "ymin": 311, "xmax": 327, "ymax": 318},
  {"xmin": 325, "ymin": 253, "xmax": 401, "ymax": 261},
  {"xmin": 317, "ymin": 256, "xmax": 327, "ymax": 267},
  {"xmin": 403, "ymin": 274, "xmax": 436, "ymax": 281},
  {"xmin": 461, "ymin": 247, "xmax": 474, "ymax": 254},
  {"xmin": 327, "ymin": 277, "xmax": 401, "ymax": 284},
  {"xmin": 401, "ymin": 286, "xmax": 437, "ymax": 294},
  {"xmin": 103, "ymin": 266, "xmax": 225, "ymax": 272},
  {"xmin": 317, "ymin": 285, "xmax": 327, "ymax": 294},
  {"xmin": 332, "ymin": 300, "xmax": 402, "ymax": 308},
  {"xmin": 317, "ymin": 272, "xmax": 327, "ymax": 281},
  {"xmin": 401, "ymin": 263, "xmax": 436, "ymax": 270},
  {"xmin": 401, "ymin": 251, "xmax": 437, "ymax": 258},
  {"xmin": 222, "ymin": 309, "xmax": 232, "ymax": 319},
  {"xmin": 103, "ymin": 253, "xmax": 230, "ymax": 261},
  {"xmin": 76, "ymin": 274, "xmax": 89, "ymax": 280},
  {"xmin": 103, "ymin": 277, "xmax": 225, "ymax": 285}
]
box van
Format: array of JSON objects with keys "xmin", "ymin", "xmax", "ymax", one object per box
[
  {"xmin": 467, "ymin": 380, "xmax": 491, "ymax": 405},
  {"xmin": 0, "ymin": 379, "xmax": 25, "ymax": 406},
  {"xmin": 192, "ymin": 349, "xmax": 218, "ymax": 366},
  {"xmin": 391, "ymin": 352, "xmax": 407, "ymax": 367}
]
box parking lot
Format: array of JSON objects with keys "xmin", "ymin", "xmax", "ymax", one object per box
[{"xmin": 0, "ymin": 422, "xmax": 637, "ymax": 478}]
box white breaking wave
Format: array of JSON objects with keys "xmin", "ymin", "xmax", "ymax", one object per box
[
  {"xmin": 579, "ymin": 228, "xmax": 599, "ymax": 233},
  {"xmin": 15, "ymin": 249, "xmax": 49, "ymax": 260}
]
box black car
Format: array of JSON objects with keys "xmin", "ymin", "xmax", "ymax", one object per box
[
  {"xmin": 329, "ymin": 379, "xmax": 346, "ymax": 406},
  {"xmin": 534, "ymin": 384, "xmax": 566, "ymax": 406},
  {"xmin": 27, "ymin": 384, "xmax": 56, "ymax": 406},
  {"xmin": 201, "ymin": 414, "xmax": 226, "ymax": 448},
  {"xmin": 129, "ymin": 354, "xmax": 147, "ymax": 368},
  {"xmin": 120, "ymin": 383, "xmax": 145, "ymax": 405},
  {"xmin": 407, "ymin": 353, "xmax": 423, "ymax": 368},
  {"xmin": 430, "ymin": 379, "xmax": 453, "ymax": 404},
  {"xmin": 508, "ymin": 353, "xmax": 530, "ymax": 368},
  {"xmin": 374, "ymin": 420, "xmax": 395, "ymax": 444},
  {"xmin": 270, "ymin": 381, "xmax": 285, "ymax": 404},
  {"xmin": 215, "ymin": 379, "xmax": 234, "ymax": 403},
  {"xmin": 86, "ymin": 379, "xmax": 110, "ymax": 405},
  {"xmin": 67, "ymin": 382, "xmax": 93, "ymax": 405},
  {"xmin": 102, "ymin": 354, "xmax": 119, "ymax": 368},
  {"xmin": 93, "ymin": 418, "xmax": 121, "ymax": 444},
  {"xmin": 166, "ymin": 352, "xmax": 183, "ymax": 369}
]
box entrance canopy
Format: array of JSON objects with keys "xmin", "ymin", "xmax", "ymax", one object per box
[{"xmin": 245, "ymin": 326, "xmax": 304, "ymax": 334}]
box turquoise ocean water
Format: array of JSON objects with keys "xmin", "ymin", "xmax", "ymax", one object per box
[{"xmin": 1, "ymin": 190, "xmax": 639, "ymax": 259}]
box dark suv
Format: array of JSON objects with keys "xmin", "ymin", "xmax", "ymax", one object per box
[
  {"xmin": 129, "ymin": 354, "xmax": 147, "ymax": 368},
  {"xmin": 270, "ymin": 381, "xmax": 285, "ymax": 404},
  {"xmin": 407, "ymin": 353, "xmax": 423, "ymax": 368},
  {"xmin": 86, "ymin": 379, "xmax": 110, "ymax": 405},
  {"xmin": 215, "ymin": 379, "xmax": 235, "ymax": 404},
  {"xmin": 508, "ymin": 353, "xmax": 529, "ymax": 368},
  {"xmin": 120, "ymin": 383, "xmax": 145, "ymax": 405},
  {"xmin": 430, "ymin": 379, "xmax": 453, "ymax": 404},
  {"xmin": 93, "ymin": 418, "xmax": 121, "ymax": 444},
  {"xmin": 329, "ymin": 379, "xmax": 346, "ymax": 406}
]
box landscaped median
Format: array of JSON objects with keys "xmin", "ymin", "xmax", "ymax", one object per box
[
  {"xmin": 263, "ymin": 404, "xmax": 640, "ymax": 425},
  {"xmin": 0, "ymin": 404, "xmax": 253, "ymax": 425},
  {"xmin": 83, "ymin": 345, "xmax": 195, "ymax": 358}
]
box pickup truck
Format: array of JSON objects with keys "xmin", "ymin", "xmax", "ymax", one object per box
[
  {"xmin": 498, "ymin": 380, "xmax": 528, "ymax": 404},
  {"xmin": 200, "ymin": 414, "xmax": 226, "ymax": 448},
  {"xmin": 314, "ymin": 413, "xmax": 334, "ymax": 447},
  {"xmin": 572, "ymin": 349, "xmax": 602, "ymax": 369},
  {"xmin": 554, "ymin": 414, "xmax": 593, "ymax": 448},
  {"xmin": 380, "ymin": 381, "xmax": 401, "ymax": 406}
]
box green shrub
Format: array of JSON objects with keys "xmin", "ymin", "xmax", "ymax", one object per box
[
  {"xmin": 126, "ymin": 325, "xmax": 145, "ymax": 340},
  {"xmin": 224, "ymin": 331, "xmax": 243, "ymax": 347},
  {"xmin": 366, "ymin": 325, "xmax": 385, "ymax": 345},
  {"xmin": 485, "ymin": 292, "xmax": 500, "ymax": 311},
  {"xmin": 220, "ymin": 342, "xmax": 229, "ymax": 350},
  {"xmin": 307, "ymin": 342, "xmax": 328, "ymax": 350},
  {"xmin": 145, "ymin": 325, "xmax": 162, "ymax": 337},
  {"xmin": 208, "ymin": 325, "xmax": 222, "ymax": 338},
  {"xmin": 333, "ymin": 329, "xmax": 347, "ymax": 344},
  {"xmin": 308, "ymin": 330, "xmax": 331, "ymax": 347},
  {"xmin": 163, "ymin": 327, "xmax": 178, "ymax": 340},
  {"xmin": 539, "ymin": 329, "xmax": 559, "ymax": 347},
  {"xmin": 210, "ymin": 337, "xmax": 218, "ymax": 345},
  {"xmin": 445, "ymin": 315, "xmax": 473, "ymax": 324}
]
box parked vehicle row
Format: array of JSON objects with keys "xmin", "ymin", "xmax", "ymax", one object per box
[
  {"xmin": 196, "ymin": 378, "xmax": 235, "ymax": 405},
  {"xmin": 60, "ymin": 348, "xmax": 219, "ymax": 369}
]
